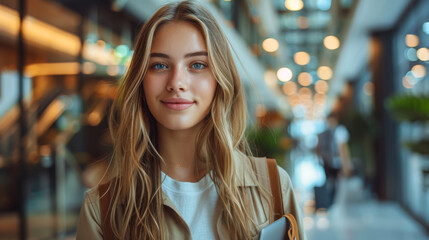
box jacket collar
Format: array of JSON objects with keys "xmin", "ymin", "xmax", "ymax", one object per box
[
  {"xmin": 234, "ymin": 156, "xmax": 259, "ymax": 187},
  {"xmin": 160, "ymin": 155, "xmax": 259, "ymax": 202}
]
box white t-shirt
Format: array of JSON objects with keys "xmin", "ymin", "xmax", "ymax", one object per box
[
  {"xmin": 161, "ymin": 172, "xmax": 221, "ymax": 240},
  {"xmin": 332, "ymin": 125, "xmax": 350, "ymax": 168},
  {"xmin": 334, "ymin": 125, "xmax": 349, "ymax": 145}
]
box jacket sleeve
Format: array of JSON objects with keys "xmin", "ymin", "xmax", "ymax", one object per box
[
  {"xmin": 278, "ymin": 166, "xmax": 307, "ymax": 240},
  {"xmin": 76, "ymin": 188, "xmax": 103, "ymax": 240}
]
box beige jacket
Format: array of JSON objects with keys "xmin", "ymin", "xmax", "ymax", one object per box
[{"xmin": 76, "ymin": 157, "xmax": 306, "ymax": 240}]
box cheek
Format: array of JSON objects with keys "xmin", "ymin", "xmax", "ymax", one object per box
[
  {"xmin": 143, "ymin": 78, "xmax": 161, "ymax": 99},
  {"xmin": 197, "ymin": 77, "xmax": 217, "ymax": 103}
]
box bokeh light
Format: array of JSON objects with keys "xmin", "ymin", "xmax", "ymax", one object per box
[
  {"xmin": 323, "ymin": 35, "xmax": 340, "ymax": 50},
  {"xmin": 82, "ymin": 62, "xmax": 96, "ymax": 74},
  {"xmin": 405, "ymin": 34, "xmax": 419, "ymax": 48},
  {"xmin": 405, "ymin": 48, "xmax": 418, "ymax": 61},
  {"xmin": 297, "ymin": 16, "xmax": 309, "ymax": 29},
  {"xmin": 283, "ymin": 81, "xmax": 298, "ymax": 95},
  {"xmin": 423, "ymin": 22, "xmax": 429, "ymax": 35},
  {"xmin": 262, "ymin": 38, "xmax": 279, "ymax": 53},
  {"xmin": 314, "ymin": 93, "xmax": 326, "ymax": 105},
  {"xmin": 294, "ymin": 51, "xmax": 310, "ymax": 65},
  {"xmin": 299, "ymin": 87, "xmax": 312, "ymax": 97},
  {"xmin": 285, "ymin": 0, "xmax": 304, "ymax": 11},
  {"xmin": 264, "ymin": 69, "xmax": 278, "ymax": 87},
  {"xmin": 417, "ymin": 47, "xmax": 429, "ymax": 61},
  {"xmin": 317, "ymin": 66, "xmax": 333, "ymax": 80},
  {"xmin": 298, "ymin": 72, "xmax": 313, "ymax": 86},
  {"xmin": 277, "ymin": 67, "xmax": 293, "ymax": 82},
  {"xmin": 411, "ymin": 64, "xmax": 426, "ymax": 78},
  {"xmin": 402, "ymin": 75, "xmax": 415, "ymax": 88},
  {"xmin": 315, "ymin": 80, "xmax": 329, "ymax": 93}
]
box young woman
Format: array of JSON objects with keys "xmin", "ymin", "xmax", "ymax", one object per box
[{"xmin": 77, "ymin": 1, "xmax": 305, "ymax": 239}]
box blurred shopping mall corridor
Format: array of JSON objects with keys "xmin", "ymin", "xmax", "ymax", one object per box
[
  {"xmin": 1, "ymin": 0, "xmax": 429, "ymax": 239},
  {"xmin": 289, "ymin": 147, "xmax": 429, "ymax": 240}
]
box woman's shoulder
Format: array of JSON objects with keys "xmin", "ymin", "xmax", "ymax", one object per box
[
  {"xmin": 247, "ymin": 156, "xmax": 294, "ymax": 189},
  {"xmin": 76, "ymin": 187, "xmax": 103, "ymax": 239},
  {"xmin": 276, "ymin": 165, "xmax": 294, "ymax": 190},
  {"xmin": 85, "ymin": 186, "xmax": 101, "ymax": 203},
  {"xmin": 81, "ymin": 180, "xmax": 114, "ymax": 213},
  {"xmin": 80, "ymin": 186, "xmax": 101, "ymax": 216}
]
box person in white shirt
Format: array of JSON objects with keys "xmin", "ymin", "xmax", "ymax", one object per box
[
  {"xmin": 76, "ymin": 1, "xmax": 305, "ymax": 239},
  {"xmin": 317, "ymin": 112, "xmax": 353, "ymax": 206}
]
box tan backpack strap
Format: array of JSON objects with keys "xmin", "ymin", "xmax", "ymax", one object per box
[
  {"xmin": 99, "ymin": 182, "xmax": 114, "ymax": 240},
  {"xmin": 254, "ymin": 157, "xmax": 299, "ymax": 239},
  {"xmin": 266, "ymin": 158, "xmax": 284, "ymax": 221}
]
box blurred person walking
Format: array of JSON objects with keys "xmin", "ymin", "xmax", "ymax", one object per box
[{"xmin": 316, "ymin": 112, "xmax": 353, "ymax": 208}]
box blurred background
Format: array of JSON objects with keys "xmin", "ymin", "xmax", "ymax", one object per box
[{"xmin": 0, "ymin": 0, "xmax": 428, "ymax": 239}]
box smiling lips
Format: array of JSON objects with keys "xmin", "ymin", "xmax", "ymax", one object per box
[{"xmin": 161, "ymin": 98, "xmax": 195, "ymax": 110}]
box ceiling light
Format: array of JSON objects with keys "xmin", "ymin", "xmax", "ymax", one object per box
[
  {"xmin": 405, "ymin": 34, "xmax": 419, "ymax": 48},
  {"xmin": 277, "ymin": 67, "xmax": 293, "ymax": 82},
  {"xmin": 262, "ymin": 38, "xmax": 279, "ymax": 53},
  {"xmin": 315, "ymin": 80, "xmax": 329, "ymax": 93},
  {"xmin": 294, "ymin": 51, "xmax": 310, "ymax": 65},
  {"xmin": 417, "ymin": 47, "xmax": 429, "ymax": 61},
  {"xmin": 323, "ymin": 35, "xmax": 340, "ymax": 50},
  {"xmin": 298, "ymin": 87, "xmax": 312, "ymax": 96},
  {"xmin": 317, "ymin": 66, "xmax": 333, "ymax": 80},
  {"xmin": 298, "ymin": 72, "xmax": 313, "ymax": 86},
  {"xmin": 25, "ymin": 62, "xmax": 80, "ymax": 77},
  {"xmin": 285, "ymin": 0, "xmax": 304, "ymax": 11}
]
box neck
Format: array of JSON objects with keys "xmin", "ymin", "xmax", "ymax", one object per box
[{"xmin": 158, "ymin": 124, "xmax": 206, "ymax": 182}]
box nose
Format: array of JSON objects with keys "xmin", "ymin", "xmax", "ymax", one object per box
[{"xmin": 166, "ymin": 66, "xmax": 188, "ymax": 92}]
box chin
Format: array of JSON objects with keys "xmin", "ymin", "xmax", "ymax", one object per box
[{"xmin": 159, "ymin": 120, "xmax": 200, "ymax": 132}]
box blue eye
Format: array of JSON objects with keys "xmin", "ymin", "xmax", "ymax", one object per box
[
  {"xmin": 191, "ymin": 62, "xmax": 206, "ymax": 70},
  {"xmin": 151, "ymin": 63, "xmax": 167, "ymax": 70}
]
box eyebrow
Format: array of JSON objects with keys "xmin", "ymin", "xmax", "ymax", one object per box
[{"xmin": 150, "ymin": 51, "xmax": 208, "ymax": 59}]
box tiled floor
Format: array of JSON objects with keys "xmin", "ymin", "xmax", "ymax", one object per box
[{"xmin": 304, "ymin": 200, "xmax": 429, "ymax": 240}]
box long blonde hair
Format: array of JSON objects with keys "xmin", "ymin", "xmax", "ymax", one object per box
[{"xmin": 108, "ymin": 1, "xmax": 271, "ymax": 239}]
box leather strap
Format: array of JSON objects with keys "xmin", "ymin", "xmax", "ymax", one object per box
[
  {"xmin": 99, "ymin": 182, "xmax": 114, "ymax": 240},
  {"xmin": 266, "ymin": 158, "xmax": 299, "ymax": 240}
]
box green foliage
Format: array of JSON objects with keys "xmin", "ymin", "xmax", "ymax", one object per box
[
  {"xmin": 404, "ymin": 139, "xmax": 429, "ymax": 156},
  {"xmin": 386, "ymin": 94, "xmax": 429, "ymax": 156},
  {"xmin": 246, "ymin": 127, "xmax": 293, "ymax": 162},
  {"xmin": 386, "ymin": 95, "xmax": 429, "ymax": 122}
]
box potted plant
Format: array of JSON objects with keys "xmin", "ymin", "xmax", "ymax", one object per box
[{"xmin": 386, "ymin": 94, "xmax": 429, "ymax": 156}]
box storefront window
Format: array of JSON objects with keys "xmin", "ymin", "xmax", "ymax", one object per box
[{"xmin": 0, "ymin": 0, "xmax": 136, "ymax": 238}]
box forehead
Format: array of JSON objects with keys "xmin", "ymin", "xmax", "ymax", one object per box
[{"xmin": 150, "ymin": 21, "xmax": 207, "ymax": 54}]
